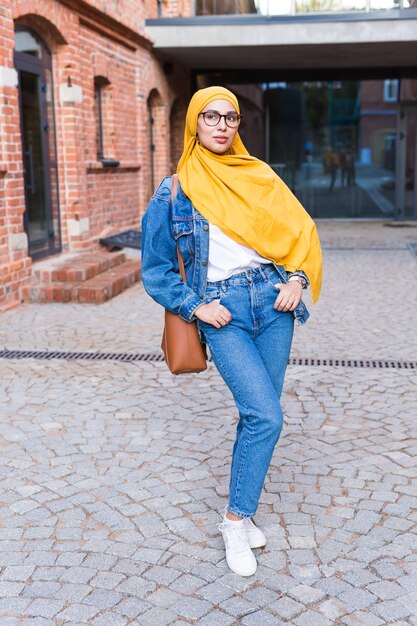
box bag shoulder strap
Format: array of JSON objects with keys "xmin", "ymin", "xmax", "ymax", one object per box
[{"xmin": 171, "ymin": 174, "xmax": 185, "ymax": 282}]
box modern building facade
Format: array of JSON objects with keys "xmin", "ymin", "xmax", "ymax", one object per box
[
  {"xmin": 147, "ymin": 1, "xmax": 417, "ymax": 219},
  {"xmin": 0, "ymin": 0, "xmax": 416, "ymax": 308}
]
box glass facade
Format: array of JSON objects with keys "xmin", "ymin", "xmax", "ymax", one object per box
[
  {"xmin": 195, "ymin": 0, "xmax": 416, "ymax": 15},
  {"xmin": 263, "ymin": 80, "xmax": 416, "ymax": 218}
]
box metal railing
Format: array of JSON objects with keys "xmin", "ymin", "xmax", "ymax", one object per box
[{"xmin": 194, "ymin": 0, "xmax": 416, "ymax": 16}]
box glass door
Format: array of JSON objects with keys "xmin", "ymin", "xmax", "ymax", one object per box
[
  {"xmin": 394, "ymin": 104, "xmax": 417, "ymax": 219},
  {"xmin": 14, "ymin": 28, "xmax": 61, "ymax": 259}
]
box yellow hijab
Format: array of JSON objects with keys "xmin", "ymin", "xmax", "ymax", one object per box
[{"xmin": 177, "ymin": 86, "xmax": 322, "ymax": 302}]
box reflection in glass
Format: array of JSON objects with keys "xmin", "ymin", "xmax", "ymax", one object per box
[
  {"xmin": 196, "ymin": 0, "xmax": 410, "ymax": 13},
  {"xmin": 15, "ymin": 28, "xmax": 61, "ymax": 258},
  {"xmin": 255, "ymin": 0, "xmax": 292, "ymax": 14},
  {"xmin": 195, "ymin": 0, "xmax": 257, "ymax": 15},
  {"xmin": 266, "ymin": 79, "xmax": 407, "ymax": 218},
  {"xmin": 15, "ymin": 30, "xmax": 42, "ymax": 57},
  {"xmin": 370, "ymin": 0, "xmax": 400, "ymax": 8},
  {"xmin": 45, "ymin": 68, "xmax": 61, "ymax": 249},
  {"xmin": 20, "ymin": 71, "xmax": 48, "ymax": 247},
  {"xmin": 295, "ymin": 0, "xmax": 366, "ymax": 11}
]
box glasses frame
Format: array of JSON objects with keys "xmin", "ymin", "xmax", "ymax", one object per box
[{"xmin": 198, "ymin": 110, "xmax": 243, "ymax": 128}]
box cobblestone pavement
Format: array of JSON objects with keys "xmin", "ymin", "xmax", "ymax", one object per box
[{"xmin": 1, "ymin": 221, "xmax": 417, "ymax": 626}]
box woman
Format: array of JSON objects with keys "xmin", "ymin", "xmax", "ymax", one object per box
[{"xmin": 142, "ymin": 86, "xmax": 322, "ymax": 577}]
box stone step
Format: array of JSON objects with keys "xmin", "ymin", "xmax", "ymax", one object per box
[
  {"xmin": 21, "ymin": 259, "xmax": 141, "ymax": 304},
  {"xmin": 32, "ymin": 251, "xmax": 126, "ymax": 284}
]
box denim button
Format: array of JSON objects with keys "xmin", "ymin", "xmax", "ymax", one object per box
[
  {"xmin": 203, "ymin": 225, "xmax": 209, "ymax": 231},
  {"xmin": 202, "ymin": 261, "xmax": 207, "ymax": 266}
]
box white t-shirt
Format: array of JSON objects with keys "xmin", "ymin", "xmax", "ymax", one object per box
[{"xmin": 207, "ymin": 224, "xmax": 271, "ymax": 282}]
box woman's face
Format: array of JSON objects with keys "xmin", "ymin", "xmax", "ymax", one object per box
[{"xmin": 196, "ymin": 99, "xmax": 240, "ymax": 154}]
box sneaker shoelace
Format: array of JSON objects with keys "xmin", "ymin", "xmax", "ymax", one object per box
[{"xmin": 218, "ymin": 522, "xmax": 250, "ymax": 554}]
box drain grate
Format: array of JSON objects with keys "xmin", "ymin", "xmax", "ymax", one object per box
[
  {"xmin": 0, "ymin": 349, "xmax": 415, "ymax": 369},
  {"xmin": 289, "ymin": 357, "xmax": 416, "ymax": 369},
  {"xmin": 0, "ymin": 349, "xmax": 164, "ymax": 363}
]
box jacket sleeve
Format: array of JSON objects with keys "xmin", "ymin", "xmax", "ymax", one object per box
[{"xmin": 141, "ymin": 194, "xmax": 204, "ymax": 323}]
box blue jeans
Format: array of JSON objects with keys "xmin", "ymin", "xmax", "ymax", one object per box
[{"xmin": 198, "ymin": 264, "xmax": 294, "ymax": 518}]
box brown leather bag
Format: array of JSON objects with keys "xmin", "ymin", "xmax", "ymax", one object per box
[{"xmin": 160, "ymin": 175, "xmax": 208, "ymax": 375}]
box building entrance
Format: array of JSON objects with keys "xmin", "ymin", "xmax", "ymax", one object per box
[
  {"xmin": 14, "ymin": 28, "xmax": 61, "ymax": 259},
  {"xmin": 265, "ymin": 79, "xmax": 416, "ymax": 219}
]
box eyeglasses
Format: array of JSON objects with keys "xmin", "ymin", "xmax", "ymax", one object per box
[{"xmin": 198, "ymin": 110, "xmax": 242, "ymax": 128}]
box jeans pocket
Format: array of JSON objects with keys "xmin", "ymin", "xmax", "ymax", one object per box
[
  {"xmin": 204, "ymin": 287, "xmax": 221, "ymax": 304},
  {"xmin": 265, "ymin": 274, "xmax": 283, "ymax": 290}
]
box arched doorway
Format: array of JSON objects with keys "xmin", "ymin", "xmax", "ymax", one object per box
[{"xmin": 14, "ymin": 27, "xmax": 61, "ymax": 259}]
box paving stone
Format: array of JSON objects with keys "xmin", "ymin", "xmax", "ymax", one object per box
[
  {"xmin": 398, "ymin": 575, "xmax": 417, "ymax": 593},
  {"xmin": 23, "ymin": 598, "xmax": 65, "ymax": 618},
  {"xmin": 293, "ymin": 610, "xmax": 333, "ymax": 626},
  {"xmin": 373, "ymin": 599, "xmax": 412, "ymax": 621},
  {"xmin": 341, "ymin": 611, "xmax": 385, "ymax": 626},
  {"xmin": 343, "ymin": 569, "xmax": 379, "ymax": 587},
  {"xmin": 20, "ymin": 619, "xmax": 55, "ymax": 626},
  {"xmin": 90, "ymin": 572, "xmax": 126, "ymax": 590},
  {"xmin": 270, "ymin": 596, "xmax": 304, "ymax": 620},
  {"xmin": 91, "ymin": 612, "xmax": 128, "ymax": 626},
  {"xmin": 129, "ymin": 606, "xmax": 177, "ymax": 626},
  {"xmin": 338, "ymin": 588, "xmax": 377, "ymax": 610},
  {"xmin": 143, "ymin": 565, "xmax": 181, "ymax": 586},
  {"xmin": 241, "ymin": 610, "xmax": 285, "ymax": 626},
  {"xmin": 174, "ymin": 596, "xmax": 213, "ymax": 620},
  {"xmin": 23, "ymin": 581, "xmax": 61, "ymax": 599},
  {"xmin": 59, "ymin": 566, "xmax": 96, "ymax": 584},
  {"xmin": 146, "ymin": 588, "xmax": 184, "ymax": 609},
  {"xmin": 194, "ymin": 609, "xmax": 236, "ymax": 626},
  {"xmin": 367, "ymin": 580, "xmax": 408, "ymax": 601},
  {"xmin": 318, "ymin": 598, "xmax": 349, "ymax": 620},
  {"xmin": 316, "ymin": 577, "xmax": 354, "ymax": 596},
  {"xmin": 197, "ymin": 580, "xmax": 236, "ymax": 604},
  {"xmin": 1, "ymin": 224, "xmax": 417, "ymax": 626},
  {"xmin": 83, "ymin": 588, "xmax": 123, "ymax": 610},
  {"xmin": 113, "ymin": 596, "xmax": 150, "ymax": 618},
  {"xmin": 56, "ymin": 603, "xmax": 100, "ymax": 621},
  {"xmin": 55, "ymin": 583, "xmax": 91, "ymax": 601},
  {"xmin": 115, "ymin": 576, "xmax": 156, "ymax": 598},
  {"xmin": 289, "ymin": 584, "xmax": 326, "ymax": 604},
  {"xmin": 398, "ymin": 592, "xmax": 417, "ymax": 613},
  {"xmin": 243, "ymin": 587, "xmax": 280, "ymax": 608},
  {"xmin": 169, "ymin": 574, "xmax": 206, "ymax": 594},
  {"xmin": 0, "ymin": 597, "xmax": 32, "ymax": 613},
  {"xmin": 219, "ymin": 595, "xmax": 257, "ymax": 618},
  {"xmin": 2, "ymin": 565, "xmax": 36, "ymax": 581}
]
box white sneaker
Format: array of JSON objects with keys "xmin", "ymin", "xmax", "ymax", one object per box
[
  {"xmin": 223, "ymin": 507, "xmax": 267, "ymax": 549},
  {"xmin": 218, "ymin": 520, "xmax": 257, "ymax": 577},
  {"xmin": 243, "ymin": 518, "xmax": 267, "ymax": 549}
]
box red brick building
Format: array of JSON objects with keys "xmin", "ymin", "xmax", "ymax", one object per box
[{"xmin": 0, "ymin": 0, "xmax": 190, "ymax": 309}]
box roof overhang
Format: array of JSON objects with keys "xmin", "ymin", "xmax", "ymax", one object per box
[{"xmin": 145, "ymin": 10, "xmax": 417, "ymax": 74}]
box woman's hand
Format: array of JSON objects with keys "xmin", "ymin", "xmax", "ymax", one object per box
[
  {"xmin": 195, "ymin": 300, "xmax": 232, "ymax": 328},
  {"xmin": 273, "ymin": 281, "xmax": 303, "ymax": 312}
]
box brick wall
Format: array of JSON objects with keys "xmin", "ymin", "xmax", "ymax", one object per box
[
  {"xmin": 0, "ymin": 0, "xmax": 191, "ymax": 307},
  {"xmin": 0, "ymin": 0, "xmax": 33, "ymax": 305}
]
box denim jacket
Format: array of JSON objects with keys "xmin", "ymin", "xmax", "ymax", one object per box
[{"xmin": 141, "ymin": 176, "xmax": 309, "ymax": 324}]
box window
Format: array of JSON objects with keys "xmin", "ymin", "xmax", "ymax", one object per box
[
  {"xmin": 383, "ymin": 79, "xmax": 399, "ymax": 102},
  {"xmin": 94, "ymin": 76, "xmax": 109, "ymax": 160}
]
